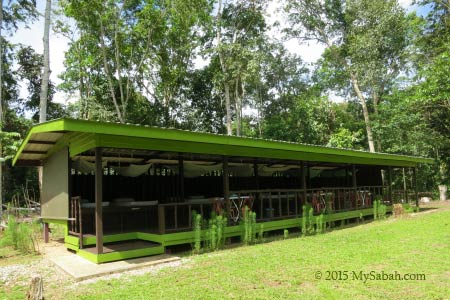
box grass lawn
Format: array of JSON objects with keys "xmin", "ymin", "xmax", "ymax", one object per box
[
  {"xmin": 60, "ymin": 208, "xmax": 450, "ymax": 300},
  {"xmin": 1, "ymin": 206, "xmax": 449, "ymax": 300}
]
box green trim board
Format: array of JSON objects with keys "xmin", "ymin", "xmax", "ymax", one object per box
[
  {"xmin": 14, "ymin": 118, "xmax": 432, "ymax": 167},
  {"xmin": 77, "ymin": 245, "xmax": 165, "ymax": 264}
]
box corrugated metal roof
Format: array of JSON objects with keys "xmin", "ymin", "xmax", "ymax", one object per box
[{"xmin": 13, "ymin": 118, "xmax": 433, "ymax": 167}]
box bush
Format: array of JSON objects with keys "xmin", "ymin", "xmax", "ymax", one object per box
[
  {"xmin": 192, "ymin": 211, "xmax": 228, "ymax": 253},
  {"xmin": 241, "ymin": 206, "xmax": 257, "ymax": 245},
  {"xmin": 0, "ymin": 215, "xmax": 41, "ymax": 254}
]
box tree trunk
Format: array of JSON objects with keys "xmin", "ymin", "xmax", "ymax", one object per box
[
  {"xmin": 26, "ymin": 276, "xmax": 44, "ymax": 300},
  {"xmin": 216, "ymin": 0, "xmax": 232, "ymax": 135},
  {"xmin": 324, "ymin": 37, "xmax": 376, "ymax": 153},
  {"xmin": 349, "ymin": 73, "xmax": 375, "ymax": 152},
  {"xmin": 234, "ymin": 79, "xmax": 241, "ymax": 136},
  {"xmin": 372, "ymin": 90, "xmax": 382, "ymax": 152},
  {"xmin": 39, "ymin": 0, "xmax": 51, "ymax": 123},
  {"xmin": 99, "ymin": 18, "xmax": 124, "ymax": 123},
  {"xmin": 0, "ymin": 0, "xmax": 3, "ymax": 222}
]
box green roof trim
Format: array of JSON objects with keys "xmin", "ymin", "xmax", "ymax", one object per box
[{"xmin": 13, "ymin": 118, "xmax": 433, "ymax": 167}]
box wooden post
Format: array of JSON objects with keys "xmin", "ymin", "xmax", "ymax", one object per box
[
  {"xmin": 301, "ymin": 161, "xmax": 307, "ymax": 205},
  {"xmin": 95, "ymin": 147, "xmax": 103, "ymax": 254},
  {"xmin": 158, "ymin": 205, "xmax": 165, "ymax": 234},
  {"xmin": 26, "ymin": 276, "xmax": 43, "ymax": 300},
  {"xmin": 43, "ymin": 222, "xmax": 49, "ymax": 243},
  {"xmin": 402, "ymin": 167, "xmax": 407, "ymax": 203},
  {"xmin": 413, "ymin": 167, "xmax": 419, "ymax": 208},
  {"xmin": 223, "ymin": 157, "xmax": 230, "ymax": 222},
  {"xmin": 352, "ymin": 165, "xmax": 357, "ymax": 208},
  {"xmin": 178, "ymin": 154, "xmax": 184, "ymax": 202},
  {"xmin": 388, "ymin": 166, "xmax": 393, "ymax": 204}
]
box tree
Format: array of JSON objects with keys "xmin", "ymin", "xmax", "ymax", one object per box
[
  {"xmin": 39, "ymin": 0, "xmax": 51, "ymax": 123},
  {"xmin": 410, "ymin": 0, "xmax": 450, "ymax": 184},
  {"xmin": 284, "ymin": 0, "xmax": 407, "ymax": 152},
  {"xmin": 60, "ymin": 0, "xmax": 212, "ymax": 125},
  {"xmin": 0, "ymin": 0, "xmax": 38, "ymax": 218},
  {"xmin": 213, "ymin": 0, "xmax": 268, "ymax": 136}
]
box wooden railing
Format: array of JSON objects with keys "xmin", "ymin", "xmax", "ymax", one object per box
[
  {"xmin": 69, "ymin": 196, "xmax": 83, "ymax": 248},
  {"xmin": 158, "ymin": 201, "xmax": 216, "ymax": 234},
  {"xmin": 156, "ymin": 185, "xmax": 390, "ymax": 233}
]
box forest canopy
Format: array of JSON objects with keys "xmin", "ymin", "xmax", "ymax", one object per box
[{"xmin": 0, "ymin": 0, "xmax": 449, "ymax": 201}]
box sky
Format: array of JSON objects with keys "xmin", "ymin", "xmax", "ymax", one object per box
[{"xmin": 10, "ymin": 0, "xmax": 422, "ymax": 105}]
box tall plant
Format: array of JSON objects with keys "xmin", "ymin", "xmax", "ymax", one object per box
[{"xmin": 241, "ymin": 206, "xmax": 257, "ymax": 245}]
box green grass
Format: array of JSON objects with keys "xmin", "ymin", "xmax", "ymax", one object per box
[
  {"xmin": 61, "ymin": 209, "xmax": 450, "ymax": 300},
  {"xmin": 1, "ymin": 207, "xmax": 449, "ymax": 300}
]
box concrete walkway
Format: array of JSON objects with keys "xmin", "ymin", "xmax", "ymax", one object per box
[{"xmin": 42, "ymin": 242, "xmax": 180, "ymax": 281}]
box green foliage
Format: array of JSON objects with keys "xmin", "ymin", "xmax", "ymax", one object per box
[
  {"xmin": 240, "ymin": 206, "xmax": 257, "ymax": 245},
  {"xmin": 205, "ymin": 213, "xmax": 227, "ymax": 251},
  {"xmin": 315, "ymin": 214, "xmax": 325, "ymax": 234},
  {"xmin": 283, "ymin": 229, "xmax": 289, "ymax": 239},
  {"xmin": 373, "ymin": 197, "xmax": 387, "ymax": 220},
  {"xmin": 327, "ymin": 127, "xmax": 363, "ymax": 150},
  {"xmin": 192, "ymin": 210, "xmax": 227, "ymax": 253},
  {"xmin": 301, "ymin": 204, "xmax": 316, "ymax": 236},
  {"xmin": 192, "ymin": 211, "xmax": 202, "ymax": 254},
  {"xmin": 258, "ymin": 223, "xmax": 265, "ymax": 242},
  {"xmin": 0, "ymin": 215, "xmax": 40, "ymax": 254}
]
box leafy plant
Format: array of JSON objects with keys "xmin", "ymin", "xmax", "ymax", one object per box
[
  {"xmin": 258, "ymin": 223, "xmax": 265, "ymax": 242},
  {"xmin": 301, "ymin": 204, "xmax": 316, "ymax": 236},
  {"xmin": 315, "ymin": 214, "xmax": 325, "ymax": 234},
  {"xmin": 0, "ymin": 215, "xmax": 40, "ymax": 254},
  {"xmin": 241, "ymin": 206, "xmax": 257, "ymax": 245},
  {"xmin": 192, "ymin": 211, "xmax": 202, "ymax": 254},
  {"xmin": 373, "ymin": 198, "xmax": 387, "ymax": 220}
]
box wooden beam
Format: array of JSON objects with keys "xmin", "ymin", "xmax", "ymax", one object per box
[
  {"xmin": 14, "ymin": 160, "xmax": 42, "ymax": 166},
  {"xmin": 95, "ymin": 147, "xmax": 103, "ymax": 254},
  {"xmin": 223, "ymin": 156, "xmax": 230, "ymax": 222},
  {"xmin": 28, "ymin": 140, "xmax": 56, "ymax": 145},
  {"xmin": 22, "ymin": 150, "xmax": 47, "ymax": 155}
]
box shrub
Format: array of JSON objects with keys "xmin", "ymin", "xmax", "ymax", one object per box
[
  {"xmin": 192, "ymin": 211, "xmax": 202, "ymax": 254},
  {"xmin": 301, "ymin": 204, "xmax": 321, "ymax": 236},
  {"xmin": 0, "ymin": 215, "xmax": 40, "ymax": 254},
  {"xmin": 241, "ymin": 206, "xmax": 257, "ymax": 245}
]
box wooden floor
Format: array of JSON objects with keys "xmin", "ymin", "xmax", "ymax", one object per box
[{"xmin": 83, "ymin": 240, "xmax": 160, "ymax": 254}]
